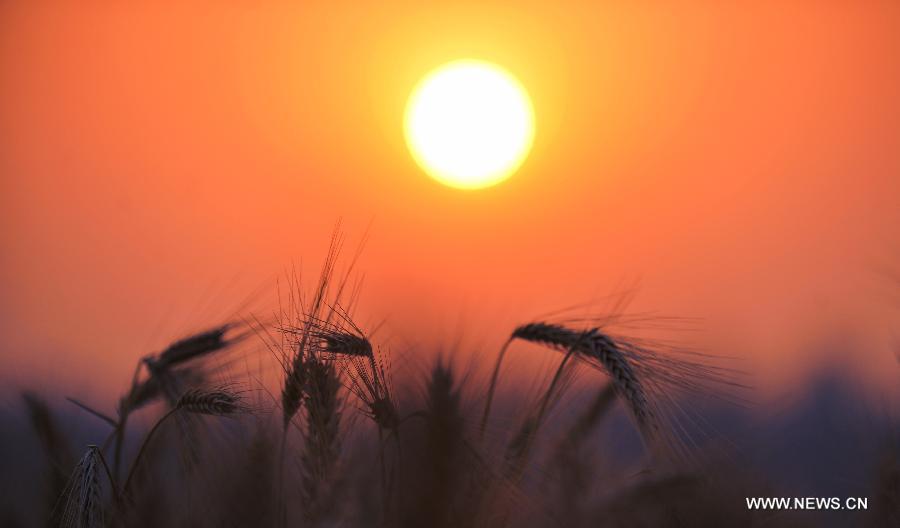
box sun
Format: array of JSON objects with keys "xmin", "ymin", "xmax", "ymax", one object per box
[{"xmin": 404, "ymin": 59, "xmax": 535, "ymax": 190}]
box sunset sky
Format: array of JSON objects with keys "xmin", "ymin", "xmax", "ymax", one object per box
[{"xmin": 2, "ymin": 2, "xmax": 898, "ymax": 399}]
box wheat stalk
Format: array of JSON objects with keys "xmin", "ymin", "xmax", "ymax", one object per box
[
  {"xmin": 121, "ymin": 387, "xmax": 244, "ymax": 498},
  {"xmin": 110, "ymin": 325, "xmax": 233, "ymax": 480},
  {"xmin": 503, "ymin": 340, "xmax": 581, "ymax": 478}
]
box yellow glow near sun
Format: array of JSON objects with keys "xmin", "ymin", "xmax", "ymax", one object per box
[{"xmin": 404, "ymin": 60, "xmax": 535, "ymax": 190}]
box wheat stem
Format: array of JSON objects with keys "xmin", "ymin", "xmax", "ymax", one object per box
[
  {"xmin": 534, "ymin": 344, "xmax": 578, "ymax": 427},
  {"xmin": 479, "ymin": 338, "xmax": 512, "ymax": 439},
  {"xmin": 121, "ymin": 407, "xmax": 178, "ymax": 500}
]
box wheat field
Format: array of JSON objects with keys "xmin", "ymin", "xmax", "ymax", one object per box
[{"xmin": 6, "ymin": 240, "xmax": 898, "ymax": 528}]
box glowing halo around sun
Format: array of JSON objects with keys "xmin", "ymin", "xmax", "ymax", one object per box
[{"xmin": 404, "ymin": 59, "xmax": 535, "ymax": 190}]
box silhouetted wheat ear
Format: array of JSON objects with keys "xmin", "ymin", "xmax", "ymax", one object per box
[
  {"xmin": 282, "ymin": 353, "xmax": 307, "ymax": 427},
  {"xmin": 511, "ymin": 322, "xmax": 655, "ymax": 436},
  {"xmin": 178, "ymin": 388, "xmax": 243, "ymax": 416},
  {"xmin": 316, "ymin": 330, "xmax": 372, "ymax": 357},
  {"xmin": 423, "ymin": 362, "xmax": 465, "ymax": 471},
  {"xmin": 369, "ymin": 396, "xmax": 399, "ymax": 430},
  {"xmin": 511, "ymin": 322, "xmax": 583, "ymax": 350},
  {"xmin": 341, "ymin": 341, "xmax": 398, "ymax": 430},
  {"xmin": 405, "ymin": 362, "xmax": 470, "ymax": 527},
  {"xmin": 60, "ymin": 445, "xmax": 104, "ymax": 528},
  {"xmin": 300, "ymin": 356, "xmax": 343, "ymax": 523},
  {"xmin": 145, "ymin": 324, "xmax": 237, "ymax": 373}
]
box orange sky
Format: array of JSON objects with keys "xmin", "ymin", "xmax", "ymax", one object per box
[{"xmin": 2, "ymin": 2, "xmax": 899, "ymax": 399}]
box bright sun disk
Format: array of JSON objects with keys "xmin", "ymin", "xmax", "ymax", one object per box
[{"xmin": 404, "ymin": 60, "xmax": 535, "ymax": 190}]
